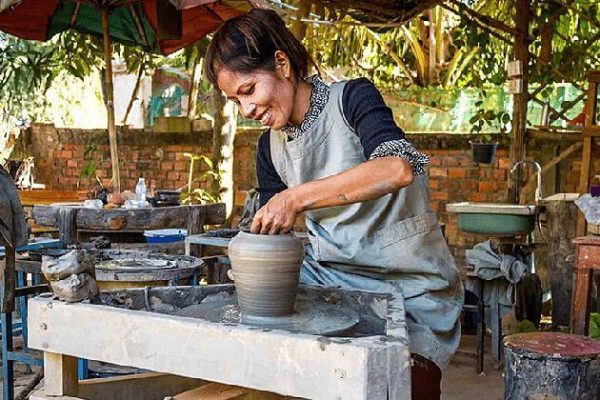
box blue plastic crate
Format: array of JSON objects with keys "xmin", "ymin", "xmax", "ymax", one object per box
[{"xmin": 143, "ymin": 229, "xmax": 188, "ymax": 243}]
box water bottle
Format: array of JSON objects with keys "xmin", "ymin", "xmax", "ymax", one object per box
[{"xmin": 135, "ymin": 177, "xmax": 147, "ymax": 202}]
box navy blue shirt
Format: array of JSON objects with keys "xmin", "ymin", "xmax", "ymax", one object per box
[{"xmin": 256, "ymin": 78, "xmax": 412, "ymax": 207}]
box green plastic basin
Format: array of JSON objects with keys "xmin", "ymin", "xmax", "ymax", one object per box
[{"xmin": 446, "ymin": 202, "xmax": 536, "ymax": 236}]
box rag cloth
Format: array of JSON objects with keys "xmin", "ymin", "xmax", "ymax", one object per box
[{"xmin": 465, "ymin": 240, "xmax": 527, "ymax": 362}]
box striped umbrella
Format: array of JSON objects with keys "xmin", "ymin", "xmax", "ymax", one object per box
[{"xmin": 0, "ymin": 0, "xmax": 254, "ymax": 190}]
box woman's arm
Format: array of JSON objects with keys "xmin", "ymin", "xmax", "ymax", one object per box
[{"xmin": 250, "ymin": 156, "xmax": 413, "ymax": 234}]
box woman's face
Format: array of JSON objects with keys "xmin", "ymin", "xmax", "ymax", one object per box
[{"xmin": 216, "ymin": 66, "xmax": 295, "ymax": 130}]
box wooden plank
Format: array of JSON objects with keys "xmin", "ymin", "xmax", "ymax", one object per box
[
  {"xmin": 589, "ymin": 70, "xmax": 600, "ymax": 83},
  {"xmin": 520, "ymin": 142, "xmax": 583, "ymax": 199},
  {"xmin": 27, "ymin": 295, "xmax": 408, "ymax": 400},
  {"xmin": 172, "ymin": 382, "xmax": 284, "ymax": 400},
  {"xmin": 582, "ymin": 125, "xmax": 600, "ymax": 137},
  {"xmin": 526, "ymin": 127, "xmax": 583, "ymax": 142},
  {"xmin": 577, "ymin": 79, "xmax": 598, "ymax": 236},
  {"xmin": 33, "ymin": 204, "xmax": 226, "ymax": 231},
  {"xmin": 32, "ymin": 372, "xmax": 204, "ymax": 400},
  {"xmin": 43, "ymin": 352, "xmax": 78, "ymax": 397},
  {"xmin": 18, "ymin": 190, "xmax": 84, "ymax": 207}
]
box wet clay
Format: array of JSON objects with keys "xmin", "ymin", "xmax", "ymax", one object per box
[
  {"xmin": 228, "ymin": 231, "xmax": 304, "ymax": 317},
  {"xmin": 174, "ymin": 292, "xmax": 359, "ymax": 336}
]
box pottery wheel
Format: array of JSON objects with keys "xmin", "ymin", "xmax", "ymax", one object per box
[
  {"xmin": 96, "ymin": 258, "xmax": 177, "ymax": 271},
  {"xmin": 175, "ymin": 294, "xmax": 359, "ymax": 336}
]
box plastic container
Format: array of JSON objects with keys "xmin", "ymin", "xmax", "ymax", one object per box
[
  {"xmin": 143, "ymin": 229, "xmax": 188, "ymax": 243},
  {"xmin": 136, "ymin": 177, "xmax": 147, "ymax": 202}
]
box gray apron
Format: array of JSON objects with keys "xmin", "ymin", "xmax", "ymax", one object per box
[{"xmin": 269, "ymin": 81, "xmax": 463, "ymax": 369}]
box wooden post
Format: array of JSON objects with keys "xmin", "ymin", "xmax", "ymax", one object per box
[
  {"xmin": 576, "ymin": 72, "xmax": 599, "ymax": 236},
  {"xmin": 544, "ymin": 199, "xmax": 578, "ymax": 327},
  {"xmin": 509, "ymin": 0, "xmax": 531, "ymax": 203},
  {"xmin": 102, "ymin": 5, "xmax": 121, "ymax": 192},
  {"xmin": 43, "ymin": 352, "xmax": 79, "ymax": 396},
  {"xmin": 1, "ymin": 246, "xmax": 16, "ymax": 313}
]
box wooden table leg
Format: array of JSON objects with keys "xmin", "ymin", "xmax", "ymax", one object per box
[
  {"xmin": 43, "ymin": 352, "xmax": 79, "ymax": 396},
  {"xmin": 571, "ymin": 268, "xmax": 593, "ymax": 335}
]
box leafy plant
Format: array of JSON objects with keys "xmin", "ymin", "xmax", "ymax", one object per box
[
  {"xmin": 79, "ymin": 135, "xmax": 106, "ymax": 189},
  {"xmin": 469, "ymin": 98, "xmax": 511, "ymax": 143},
  {"xmin": 179, "ymin": 153, "xmax": 223, "ymax": 205}
]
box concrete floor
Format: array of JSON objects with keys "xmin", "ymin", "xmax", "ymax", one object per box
[{"xmin": 442, "ymin": 335, "xmax": 504, "ymax": 400}]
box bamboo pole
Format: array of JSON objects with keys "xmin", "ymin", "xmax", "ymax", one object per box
[{"xmin": 102, "ymin": 5, "xmax": 121, "ymax": 192}]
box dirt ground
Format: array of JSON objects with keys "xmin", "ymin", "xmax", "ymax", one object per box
[
  {"xmin": 442, "ymin": 334, "xmax": 504, "ymax": 400},
  {"xmin": 1, "ymin": 334, "xmax": 504, "ymax": 399}
]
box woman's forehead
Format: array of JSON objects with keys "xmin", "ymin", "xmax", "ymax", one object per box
[{"xmin": 216, "ymin": 68, "xmax": 276, "ymax": 93}]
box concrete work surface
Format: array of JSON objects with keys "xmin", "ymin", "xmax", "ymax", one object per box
[
  {"xmin": 2, "ymin": 334, "xmax": 504, "ymax": 399},
  {"xmin": 27, "ymin": 285, "xmax": 411, "ymax": 400}
]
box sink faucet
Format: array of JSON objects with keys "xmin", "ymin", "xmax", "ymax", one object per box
[{"xmin": 510, "ymin": 160, "xmax": 542, "ymax": 202}]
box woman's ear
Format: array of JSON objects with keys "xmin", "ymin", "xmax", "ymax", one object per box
[{"xmin": 274, "ymin": 50, "xmax": 291, "ymax": 79}]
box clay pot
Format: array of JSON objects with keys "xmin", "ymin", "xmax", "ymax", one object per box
[{"xmin": 228, "ymin": 232, "xmax": 304, "ymax": 317}]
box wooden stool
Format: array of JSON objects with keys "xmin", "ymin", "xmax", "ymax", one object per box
[
  {"xmin": 572, "ymin": 236, "xmax": 600, "ymax": 335},
  {"xmin": 504, "ymin": 333, "xmax": 600, "ymax": 399}
]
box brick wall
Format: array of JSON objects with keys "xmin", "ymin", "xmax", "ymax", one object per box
[{"xmin": 19, "ymin": 124, "xmax": 596, "ymax": 264}]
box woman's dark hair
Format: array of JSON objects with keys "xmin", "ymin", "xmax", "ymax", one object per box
[{"xmin": 205, "ymin": 8, "xmax": 315, "ymax": 86}]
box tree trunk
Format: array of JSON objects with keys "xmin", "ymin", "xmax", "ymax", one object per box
[
  {"xmin": 509, "ymin": 0, "xmax": 530, "ymax": 202},
  {"xmin": 211, "ymin": 88, "xmax": 237, "ymax": 223},
  {"xmin": 187, "ymin": 54, "xmax": 202, "ymax": 120},
  {"xmin": 122, "ymin": 59, "xmax": 145, "ymax": 126},
  {"xmin": 102, "ymin": 6, "xmax": 120, "ymax": 192}
]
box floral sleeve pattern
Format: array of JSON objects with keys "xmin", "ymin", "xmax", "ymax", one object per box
[{"xmin": 369, "ymin": 139, "xmax": 430, "ymax": 175}]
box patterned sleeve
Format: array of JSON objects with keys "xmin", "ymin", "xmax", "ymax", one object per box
[
  {"xmin": 342, "ymin": 78, "xmax": 430, "ymax": 174},
  {"xmin": 369, "ymin": 139, "xmax": 430, "ymax": 175}
]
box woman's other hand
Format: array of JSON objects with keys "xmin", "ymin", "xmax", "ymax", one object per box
[{"xmin": 251, "ymin": 189, "xmax": 301, "ymax": 234}]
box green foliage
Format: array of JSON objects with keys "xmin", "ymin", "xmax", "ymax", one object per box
[
  {"xmin": 179, "ymin": 154, "xmax": 223, "ymax": 205},
  {"xmin": 590, "ymin": 313, "xmax": 600, "ymax": 340},
  {"xmin": 469, "ymin": 91, "xmax": 511, "ymax": 142},
  {"xmin": 80, "ymin": 135, "xmax": 106, "ymax": 188},
  {"xmin": 515, "ymin": 319, "xmax": 537, "ymax": 334}
]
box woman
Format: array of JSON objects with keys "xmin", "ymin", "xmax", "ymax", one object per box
[{"xmin": 205, "ymin": 8, "xmax": 463, "ymax": 399}]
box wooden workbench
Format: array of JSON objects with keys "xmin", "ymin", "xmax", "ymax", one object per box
[{"xmin": 33, "ymin": 203, "xmax": 226, "ymax": 246}]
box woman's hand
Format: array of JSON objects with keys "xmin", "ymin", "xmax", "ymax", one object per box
[{"xmin": 251, "ymin": 189, "xmax": 301, "ymax": 234}]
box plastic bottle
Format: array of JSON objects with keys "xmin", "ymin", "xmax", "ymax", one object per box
[{"xmin": 135, "ymin": 177, "xmax": 147, "ymax": 202}]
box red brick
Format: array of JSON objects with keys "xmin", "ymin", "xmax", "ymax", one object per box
[
  {"xmin": 493, "ymin": 169, "xmax": 507, "ymax": 180},
  {"xmin": 67, "ymin": 160, "xmax": 78, "ymax": 168},
  {"xmin": 174, "ymin": 161, "xmax": 187, "ymax": 172},
  {"xmin": 429, "ymin": 167, "xmax": 448, "ymax": 177},
  {"xmin": 430, "ymin": 191, "xmax": 449, "ymax": 201},
  {"xmin": 478, "ymin": 181, "xmax": 495, "ymax": 192},
  {"xmin": 467, "ymin": 192, "xmax": 486, "ymax": 202},
  {"xmin": 448, "ymin": 168, "xmax": 466, "ymax": 179},
  {"xmin": 161, "ymin": 161, "xmax": 174, "ymax": 170},
  {"xmin": 459, "ymin": 179, "xmax": 479, "ymax": 191},
  {"xmin": 498, "ymin": 158, "xmax": 511, "ymax": 170},
  {"xmin": 167, "ymin": 171, "xmax": 180, "ymax": 180}
]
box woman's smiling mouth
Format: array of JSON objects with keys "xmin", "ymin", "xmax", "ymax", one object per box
[{"xmin": 257, "ymin": 107, "xmax": 272, "ymax": 125}]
